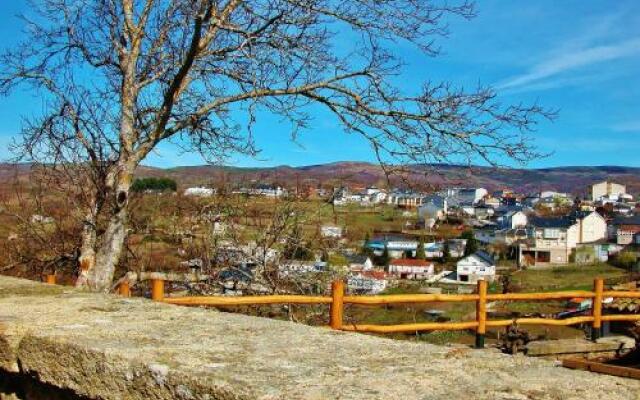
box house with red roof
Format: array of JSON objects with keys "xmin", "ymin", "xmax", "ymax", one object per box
[{"xmin": 387, "ymin": 259, "xmax": 434, "ymax": 280}]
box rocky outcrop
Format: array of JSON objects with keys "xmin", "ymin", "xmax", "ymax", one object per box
[{"xmin": 0, "ymin": 275, "xmax": 639, "ymax": 399}]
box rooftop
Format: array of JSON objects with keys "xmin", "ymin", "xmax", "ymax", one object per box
[
  {"xmin": 612, "ymin": 214, "xmax": 640, "ymax": 226},
  {"xmin": 389, "ymin": 258, "xmax": 432, "ymax": 266}
]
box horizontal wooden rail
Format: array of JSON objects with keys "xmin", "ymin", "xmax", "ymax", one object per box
[
  {"xmin": 164, "ymin": 295, "xmax": 332, "ymax": 306},
  {"xmin": 601, "ymin": 314, "xmax": 640, "ymax": 322},
  {"xmin": 487, "ymin": 316, "xmax": 595, "ymax": 327},
  {"xmin": 341, "ymin": 321, "xmax": 479, "ymax": 333},
  {"xmin": 149, "ymin": 277, "xmax": 640, "ymax": 348},
  {"xmin": 486, "ymin": 291, "xmax": 595, "ymax": 301},
  {"xmin": 156, "ymin": 290, "xmax": 604, "ymax": 306},
  {"xmin": 343, "ymin": 293, "xmax": 478, "ymax": 304}
]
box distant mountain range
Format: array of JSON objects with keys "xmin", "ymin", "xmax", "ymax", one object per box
[
  {"xmin": 2, "ymin": 161, "xmax": 638, "ymax": 195},
  {"xmin": 135, "ymin": 162, "xmax": 640, "ymax": 195}
]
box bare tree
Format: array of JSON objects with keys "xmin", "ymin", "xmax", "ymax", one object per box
[{"xmin": 0, "ymin": 0, "xmax": 551, "ymax": 291}]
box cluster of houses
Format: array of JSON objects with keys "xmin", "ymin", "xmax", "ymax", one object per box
[
  {"xmin": 321, "ymin": 180, "xmax": 638, "ymax": 293},
  {"xmin": 185, "ymin": 179, "xmax": 638, "ymax": 296},
  {"xmin": 333, "ymin": 186, "xmax": 387, "ymax": 206},
  {"xmin": 183, "ymin": 184, "xmax": 288, "ymax": 198},
  {"xmin": 466, "ymin": 181, "xmax": 638, "ymax": 268}
]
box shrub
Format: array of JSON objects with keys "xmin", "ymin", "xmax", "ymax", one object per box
[{"xmin": 131, "ymin": 177, "xmax": 177, "ymax": 192}]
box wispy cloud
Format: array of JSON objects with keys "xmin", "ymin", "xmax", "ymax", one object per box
[
  {"xmin": 612, "ymin": 120, "xmax": 640, "ymax": 133},
  {"xmin": 498, "ymin": 38, "xmax": 640, "ymax": 91}
]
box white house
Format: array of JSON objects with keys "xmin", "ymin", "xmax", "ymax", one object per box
[
  {"xmin": 388, "ymin": 259, "xmax": 434, "ymax": 280},
  {"xmin": 255, "ymin": 185, "xmax": 287, "ymax": 197},
  {"xmin": 417, "ymin": 195, "xmax": 448, "ymax": 221},
  {"xmin": 537, "ymin": 191, "xmax": 572, "ymax": 209},
  {"xmin": 348, "ymin": 271, "xmax": 387, "ymax": 294},
  {"xmin": 442, "ymin": 187, "xmax": 488, "ymax": 205},
  {"xmin": 345, "ymin": 254, "xmax": 374, "ymax": 271},
  {"xmin": 369, "ymin": 190, "xmax": 388, "ymax": 204},
  {"xmin": 610, "ymin": 215, "xmax": 640, "ymax": 245},
  {"xmin": 518, "ymin": 211, "xmax": 607, "ymax": 267},
  {"xmin": 320, "ymin": 225, "xmax": 343, "ymax": 238},
  {"xmin": 498, "ymin": 211, "xmax": 528, "ymax": 229},
  {"xmin": 456, "ymin": 251, "xmax": 496, "ymax": 283},
  {"xmin": 30, "ymin": 214, "xmax": 55, "ymax": 224},
  {"xmin": 184, "ymin": 187, "xmax": 216, "ymax": 197},
  {"xmin": 278, "ymin": 260, "xmax": 327, "ymax": 277}
]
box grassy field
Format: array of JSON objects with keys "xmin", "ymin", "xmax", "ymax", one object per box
[{"xmin": 510, "ymin": 263, "xmax": 629, "ymax": 292}]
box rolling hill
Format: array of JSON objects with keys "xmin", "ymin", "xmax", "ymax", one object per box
[
  {"xmin": 135, "ymin": 162, "xmax": 640, "ymax": 196},
  {"xmin": 2, "ymin": 161, "xmax": 639, "ymax": 195}
]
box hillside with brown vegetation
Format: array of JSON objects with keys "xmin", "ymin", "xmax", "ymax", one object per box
[
  {"xmin": 137, "ymin": 162, "xmax": 640, "ymax": 195},
  {"xmin": 3, "ymin": 162, "xmax": 640, "ymax": 195}
]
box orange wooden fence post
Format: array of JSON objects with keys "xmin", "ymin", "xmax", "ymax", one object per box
[
  {"xmin": 591, "ymin": 278, "xmax": 604, "ymax": 341},
  {"xmin": 45, "ymin": 274, "xmax": 56, "ymax": 285},
  {"xmin": 119, "ymin": 281, "xmax": 131, "ymax": 297},
  {"xmin": 151, "ymin": 279, "xmax": 165, "ymax": 301},
  {"xmin": 330, "ymin": 280, "xmax": 345, "ymax": 330},
  {"xmin": 475, "ymin": 279, "xmax": 488, "ymax": 348}
]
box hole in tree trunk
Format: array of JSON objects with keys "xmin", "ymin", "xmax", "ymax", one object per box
[{"xmin": 117, "ymin": 191, "xmax": 127, "ymax": 206}]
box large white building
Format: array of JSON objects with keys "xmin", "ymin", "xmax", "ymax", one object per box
[
  {"xmin": 518, "ymin": 211, "xmax": 607, "ymax": 267},
  {"xmin": 590, "ymin": 181, "xmax": 627, "ymax": 202},
  {"xmin": 441, "ymin": 188, "xmax": 488, "ymax": 205},
  {"xmin": 386, "ymin": 191, "xmax": 428, "ymax": 208}
]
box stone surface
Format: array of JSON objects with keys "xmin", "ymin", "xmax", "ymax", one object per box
[{"xmin": 1, "ymin": 276, "xmax": 639, "ymax": 400}]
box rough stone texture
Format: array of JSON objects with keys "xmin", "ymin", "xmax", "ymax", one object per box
[{"xmin": 0, "ymin": 276, "xmax": 639, "ymax": 400}]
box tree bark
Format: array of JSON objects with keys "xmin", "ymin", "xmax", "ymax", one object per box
[
  {"xmin": 75, "ymin": 207, "xmax": 98, "ymax": 287},
  {"xmin": 85, "ymin": 167, "xmax": 133, "ymax": 291},
  {"xmin": 82, "ymin": 52, "xmax": 139, "ymax": 291}
]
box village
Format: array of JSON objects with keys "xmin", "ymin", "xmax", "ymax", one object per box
[
  {"xmin": 76, "ymin": 177, "xmax": 621, "ymax": 345},
  {"xmin": 4, "ymin": 169, "xmax": 639, "ymax": 349},
  {"xmin": 175, "ymin": 180, "xmax": 638, "ymax": 292}
]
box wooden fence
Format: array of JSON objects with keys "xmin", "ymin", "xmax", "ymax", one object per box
[
  {"xmin": 117, "ymin": 277, "xmax": 640, "ymax": 348},
  {"xmin": 41, "ymin": 273, "xmax": 640, "ymax": 348}
]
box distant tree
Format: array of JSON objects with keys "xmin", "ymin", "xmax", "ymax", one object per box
[
  {"xmin": 377, "ymin": 245, "xmax": 391, "ymax": 267},
  {"xmin": 361, "ymin": 232, "xmax": 373, "ymax": 257},
  {"xmin": 283, "ymin": 216, "xmax": 314, "ymax": 261},
  {"xmin": 460, "ymin": 230, "xmax": 478, "ymax": 256},
  {"xmin": 415, "ymin": 236, "xmax": 426, "ymax": 260},
  {"xmin": 131, "ymin": 177, "xmax": 177, "ymax": 193},
  {"xmin": 1, "ymin": 1, "xmax": 551, "ymax": 291},
  {"xmin": 441, "ymin": 240, "xmax": 451, "ymax": 264}
]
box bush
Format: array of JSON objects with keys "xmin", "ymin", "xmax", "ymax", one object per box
[
  {"xmin": 131, "ymin": 177, "xmax": 177, "ymax": 192},
  {"xmin": 613, "ymin": 251, "xmax": 638, "ymax": 270}
]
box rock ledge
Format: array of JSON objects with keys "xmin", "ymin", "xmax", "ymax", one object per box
[{"xmin": 0, "ymin": 276, "xmax": 638, "ymax": 399}]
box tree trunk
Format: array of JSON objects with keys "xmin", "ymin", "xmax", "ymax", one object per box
[
  {"xmin": 75, "ymin": 208, "xmax": 97, "ymax": 288},
  {"xmin": 84, "ymin": 167, "xmax": 133, "ymax": 291}
]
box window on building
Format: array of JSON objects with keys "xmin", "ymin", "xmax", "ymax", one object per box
[{"xmin": 543, "ymin": 228, "xmax": 560, "ymax": 239}]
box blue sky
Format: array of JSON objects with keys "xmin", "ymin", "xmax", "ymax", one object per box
[{"xmin": 0, "ymin": 1, "xmax": 639, "ymax": 169}]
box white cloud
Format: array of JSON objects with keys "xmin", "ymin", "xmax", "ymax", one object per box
[
  {"xmin": 498, "ymin": 38, "xmax": 640, "ymax": 91},
  {"xmin": 612, "ymin": 120, "xmax": 640, "ymax": 133}
]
